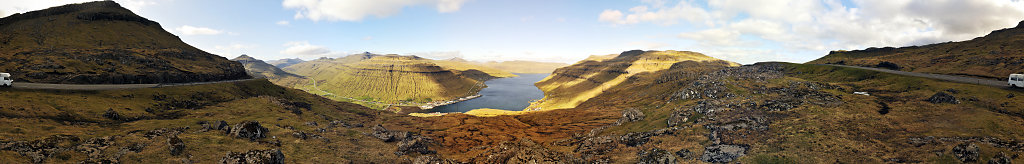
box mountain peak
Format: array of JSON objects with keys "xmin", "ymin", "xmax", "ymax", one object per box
[{"xmin": 232, "ymin": 54, "xmax": 257, "ymax": 61}]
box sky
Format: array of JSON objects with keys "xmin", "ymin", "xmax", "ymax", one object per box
[{"xmin": 2, "ymin": 0, "xmax": 1024, "ymax": 64}]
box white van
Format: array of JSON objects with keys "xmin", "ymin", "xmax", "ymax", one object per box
[
  {"xmin": 1010, "ymin": 74, "xmax": 1024, "ymax": 88},
  {"xmin": 0, "ymin": 73, "xmax": 11, "ymax": 87}
]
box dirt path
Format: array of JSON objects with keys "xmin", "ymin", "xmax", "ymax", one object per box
[
  {"xmin": 821, "ymin": 64, "xmax": 1009, "ymax": 88},
  {"xmin": 8, "ymin": 79, "xmax": 256, "ymax": 91}
]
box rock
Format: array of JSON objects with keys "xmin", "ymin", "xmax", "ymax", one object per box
[
  {"xmin": 666, "ymin": 109, "xmax": 690, "ymax": 127},
  {"xmin": 1008, "ymin": 93, "xmax": 1015, "ymax": 98},
  {"xmin": 167, "ymin": 135, "xmax": 185, "ymax": 156},
  {"xmin": 370, "ymin": 124, "xmax": 411, "ymax": 142},
  {"xmin": 675, "ymin": 149, "xmax": 693, "ymax": 159},
  {"xmin": 413, "ymin": 155, "xmax": 459, "ymax": 164},
  {"xmin": 396, "ymin": 137, "xmax": 434, "ymax": 156},
  {"xmin": 926, "ymin": 92, "xmax": 960, "ymax": 104},
  {"xmin": 952, "ymin": 143, "xmax": 979, "ymax": 163},
  {"xmin": 207, "ymin": 120, "xmax": 230, "ymax": 133},
  {"xmin": 616, "ymin": 108, "xmax": 645, "ymax": 125},
  {"xmin": 476, "ymin": 139, "xmax": 581, "ymax": 163},
  {"xmin": 637, "ymin": 148, "xmax": 676, "ymax": 164},
  {"xmin": 700, "ymin": 144, "xmax": 748, "ymax": 163},
  {"xmin": 228, "ymin": 121, "xmax": 269, "ymax": 141},
  {"xmin": 574, "ymin": 136, "xmax": 617, "ymax": 156},
  {"xmin": 292, "ymin": 132, "xmax": 308, "ymax": 140},
  {"xmin": 219, "ymin": 149, "xmax": 285, "ymax": 164},
  {"xmin": 876, "ymin": 61, "xmax": 902, "ymax": 70},
  {"xmin": 944, "ymin": 88, "xmax": 960, "ymax": 94},
  {"xmin": 102, "ymin": 109, "xmax": 120, "ymax": 120},
  {"xmin": 619, "ymin": 132, "xmax": 653, "ymax": 147},
  {"xmin": 988, "ymin": 152, "xmax": 1011, "ymax": 164}
]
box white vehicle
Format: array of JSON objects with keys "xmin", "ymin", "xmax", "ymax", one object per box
[
  {"xmin": 0, "ymin": 73, "xmax": 11, "ymax": 87},
  {"xmin": 1011, "ymin": 74, "xmax": 1024, "ymax": 88}
]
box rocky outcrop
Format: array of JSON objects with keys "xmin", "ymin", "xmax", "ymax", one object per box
[
  {"xmin": 228, "ymin": 121, "xmax": 269, "ymax": 141},
  {"xmin": 675, "ymin": 149, "xmax": 694, "ymax": 159},
  {"xmin": 219, "ymin": 149, "xmax": 285, "ymax": 164},
  {"xmin": 413, "ymin": 155, "xmax": 460, "ymax": 164},
  {"xmin": 700, "ymin": 144, "xmax": 748, "ymax": 163},
  {"xmin": 952, "ymin": 143, "xmax": 979, "ymax": 163},
  {"xmin": 926, "ymin": 92, "xmax": 960, "ymax": 104},
  {"xmin": 396, "ymin": 137, "xmax": 434, "ymax": 155},
  {"xmin": 615, "ymin": 108, "xmax": 645, "ymax": 125},
  {"xmin": 988, "ymin": 152, "xmax": 1011, "ymax": 164},
  {"xmin": 370, "ymin": 124, "xmax": 412, "ymax": 142},
  {"xmin": 475, "ymin": 139, "xmax": 581, "ymax": 163},
  {"xmin": 167, "ymin": 135, "xmax": 185, "ymax": 156},
  {"xmin": 637, "ymin": 148, "xmax": 677, "ymax": 164}
]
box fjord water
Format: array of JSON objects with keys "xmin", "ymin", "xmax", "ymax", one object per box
[{"xmin": 426, "ymin": 73, "xmax": 549, "ymax": 113}]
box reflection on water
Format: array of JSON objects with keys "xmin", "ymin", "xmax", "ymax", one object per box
[{"xmin": 424, "ymin": 73, "xmax": 549, "ymax": 113}]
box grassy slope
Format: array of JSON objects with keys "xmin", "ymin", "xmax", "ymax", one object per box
[
  {"xmin": 231, "ymin": 55, "xmax": 306, "ymax": 87},
  {"xmin": 283, "ymin": 55, "xmax": 481, "ymax": 103},
  {"xmin": 808, "ymin": 21, "xmax": 1024, "ymax": 80},
  {"xmin": 0, "ymin": 80, "xmax": 423, "ymax": 163}
]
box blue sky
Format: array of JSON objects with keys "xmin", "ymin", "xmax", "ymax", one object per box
[{"xmin": 3, "ymin": 0, "xmax": 1024, "ymax": 64}]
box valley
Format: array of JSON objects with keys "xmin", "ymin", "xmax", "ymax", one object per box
[{"xmin": 1, "ymin": 1, "xmax": 1023, "ymax": 164}]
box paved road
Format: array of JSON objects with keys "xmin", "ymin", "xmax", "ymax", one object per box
[
  {"xmin": 821, "ymin": 64, "xmax": 1009, "ymax": 88},
  {"xmin": 8, "ymin": 79, "xmax": 256, "ymax": 91}
]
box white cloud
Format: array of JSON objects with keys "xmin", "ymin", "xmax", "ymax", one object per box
[
  {"xmin": 276, "ymin": 20, "xmax": 290, "ymax": 25},
  {"xmin": 282, "ymin": 0, "xmax": 472, "ymax": 22},
  {"xmin": 212, "ymin": 44, "xmax": 257, "ymax": 56},
  {"xmin": 174, "ymin": 25, "xmax": 224, "ymax": 36},
  {"xmin": 0, "ymin": 0, "xmax": 157, "ymax": 17},
  {"xmin": 600, "ymin": 0, "xmax": 1024, "ymax": 63},
  {"xmin": 281, "ymin": 41, "xmax": 333, "ymax": 56}
]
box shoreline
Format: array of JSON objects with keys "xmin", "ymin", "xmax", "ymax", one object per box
[{"xmin": 419, "ymin": 94, "xmax": 482, "ymax": 109}]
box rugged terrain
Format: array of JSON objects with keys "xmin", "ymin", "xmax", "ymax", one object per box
[
  {"xmin": 230, "ymin": 55, "xmax": 305, "ymax": 86},
  {"xmin": 0, "ymin": 1, "xmax": 250, "ymax": 84},
  {"xmin": 808, "ymin": 21, "xmax": 1024, "ymax": 80},
  {"xmin": 283, "ymin": 54, "xmax": 483, "ymax": 103},
  {"xmin": 528, "ymin": 50, "xmax": 740, "ymax": 110}
]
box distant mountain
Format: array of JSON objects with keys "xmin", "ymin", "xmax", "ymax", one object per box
[
  {"xmin": 483, "ymin": 61, "xmax": 568, "ymax": 74},
  {"xmin": 528, "ymin": 50, "xmax": 739, "ymax": 110},
  {"xmin": 0, "ymin": 1, "xmax": 249, "ymax": 84},
  {"xmin": 808, "ymin": 20, "xmax": 1024, "ymax": 80},
  {"xmin": 267, "ymin": 58, "xmax": 304, "ymax": 68},
  {"xmin": 231, "ymin": 55, "xmax": 303, "ymax": 79},
  {"xmin": 283, "ymin": 54, "xmax": 483, "ymax": 102}
]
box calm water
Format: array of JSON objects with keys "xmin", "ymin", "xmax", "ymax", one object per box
[{"xmin": 425, "ymin": 73, "xmax": 549, "ymax": 113}]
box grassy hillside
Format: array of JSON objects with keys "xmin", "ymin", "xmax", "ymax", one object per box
[
  {"xmin": 266, "ymin": 58, "xmax": 304, "ymax": 68},
  {"xmin": 283, "ymin": 54, "xmax": 482, "ymax": 103},
  {"xmin": 528, "ymin": 50, "xmax": 740, "ymax": 110},
  {"xmin": 0, "ymin": 1, "xmax": 249, "ymax": 84},
  {"xmin": 808, "ymin": 20, "xmax": 1024, "ymax": 80}
]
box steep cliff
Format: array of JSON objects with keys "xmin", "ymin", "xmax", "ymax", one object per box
[
  {"xmin": 285, "ymin": 54, "xmax": 482, "ymax": 102},
  {"xmin": 0, "ymin": 1, "xmax": 250, "ymax": 84}
]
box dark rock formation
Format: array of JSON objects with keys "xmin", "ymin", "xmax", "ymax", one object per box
[
  {"xmin": 102, "ymin": 109, "xmax": 120, "ymax": 120},
  {"xmin": 667, "ymin": 108, "xmax": 690, "ymax": 127},
  {"xmin": 700, "ymin": 144, "xmax": 748, "ymax": 163},
  {"xmin": 167, "ymin": 135, "xmax": 185, "ymax": 156},
  {"xmin": 228, "ymin": 121, "xmax": 268, "ymax": 141},
  {"xmin": 219, "ymin": 149, "xmax": 285, "ymax": 164},
  {"xmin": 637, "ymin": 148, "xmax": 676, "ymax": 164},
  {"xmin": 396, "ymin": 137, "xmax": 434, "ymax": 156},
  {"xmin": 952, "ymin": 143, "xmax": 979, "ymax": 163},
  {"xmin": 926, "ymin": 92, "xmax": 960, "ymax": 104},
  {"xmin": 876, "ymin": 61, "xmax": 902, "ymax": 70},
  {"xmin": 619, "ymin": 132, "xmax": 653, "ymax": 147},
  {"xmin": 475, "ymin": 139, "xmax": 581, "ymax": 163},
  {"xmin": 574, "ymin": 136, "xmax": 617, "ymax": 156},
  {"xmin": 370, "ymin": 124, "xmax": 411, "ymax": 142}
]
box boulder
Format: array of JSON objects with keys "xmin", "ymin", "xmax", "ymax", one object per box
[
  {"xmin": 637, "ymin": 148, "xmax": 676, "ymax": 164},
  {"xmin": 102, "ymin": 109, "xmax": 120, "ymax": 120},
  {"xmin": 675, "ymin": 149, "xmax": 693, "ymax": 159},
  {"xmin": 926, "ymin": 92, "xmax": 960, "ymax": 104},
  {"xmin": 228, "ymin": 121, "xmax": 268, "ymax": 141},
  {"xmin": 575, "ymin": 136, "xmax": 617, "ymax": 156},
  {"xmin": 616, "ymin": 108, "xmax": 645, "ymax": 125},
  {"xmin": 219, "ymin": 149, "xmax": 285, "ymax": 164},
  {"xmin": 396, "ymin": 137, "xmax": 434, "ymax": 156},
  {"xmin": 370, "ymin": 124, "xmax": 411, "ymax": 142},
  {"xmin": 700, "ymin": 144, "xmax": 747, "ymax": 163},
  {"xmin": 666, "ymin": 109, "xmax": 690, "ymax": 127},
  {"xmin": 619, "ymin": 132, "xmax": 653, "ymax": 147},
  {"xmin": 167, "ymin": 135, "xmax": 185, "ymax": 156},
  {"xmin": 952, "ymin": 143, "xmax": 979, "ymax": 163}
]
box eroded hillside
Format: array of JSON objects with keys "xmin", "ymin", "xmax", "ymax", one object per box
[
  {"xmin": 0, "ymin": 1, "xmax": 249, "ymax": 84},
  {"xmin": 808, "ymin": 21, "xmax": 1024, "ymax": 80}
]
